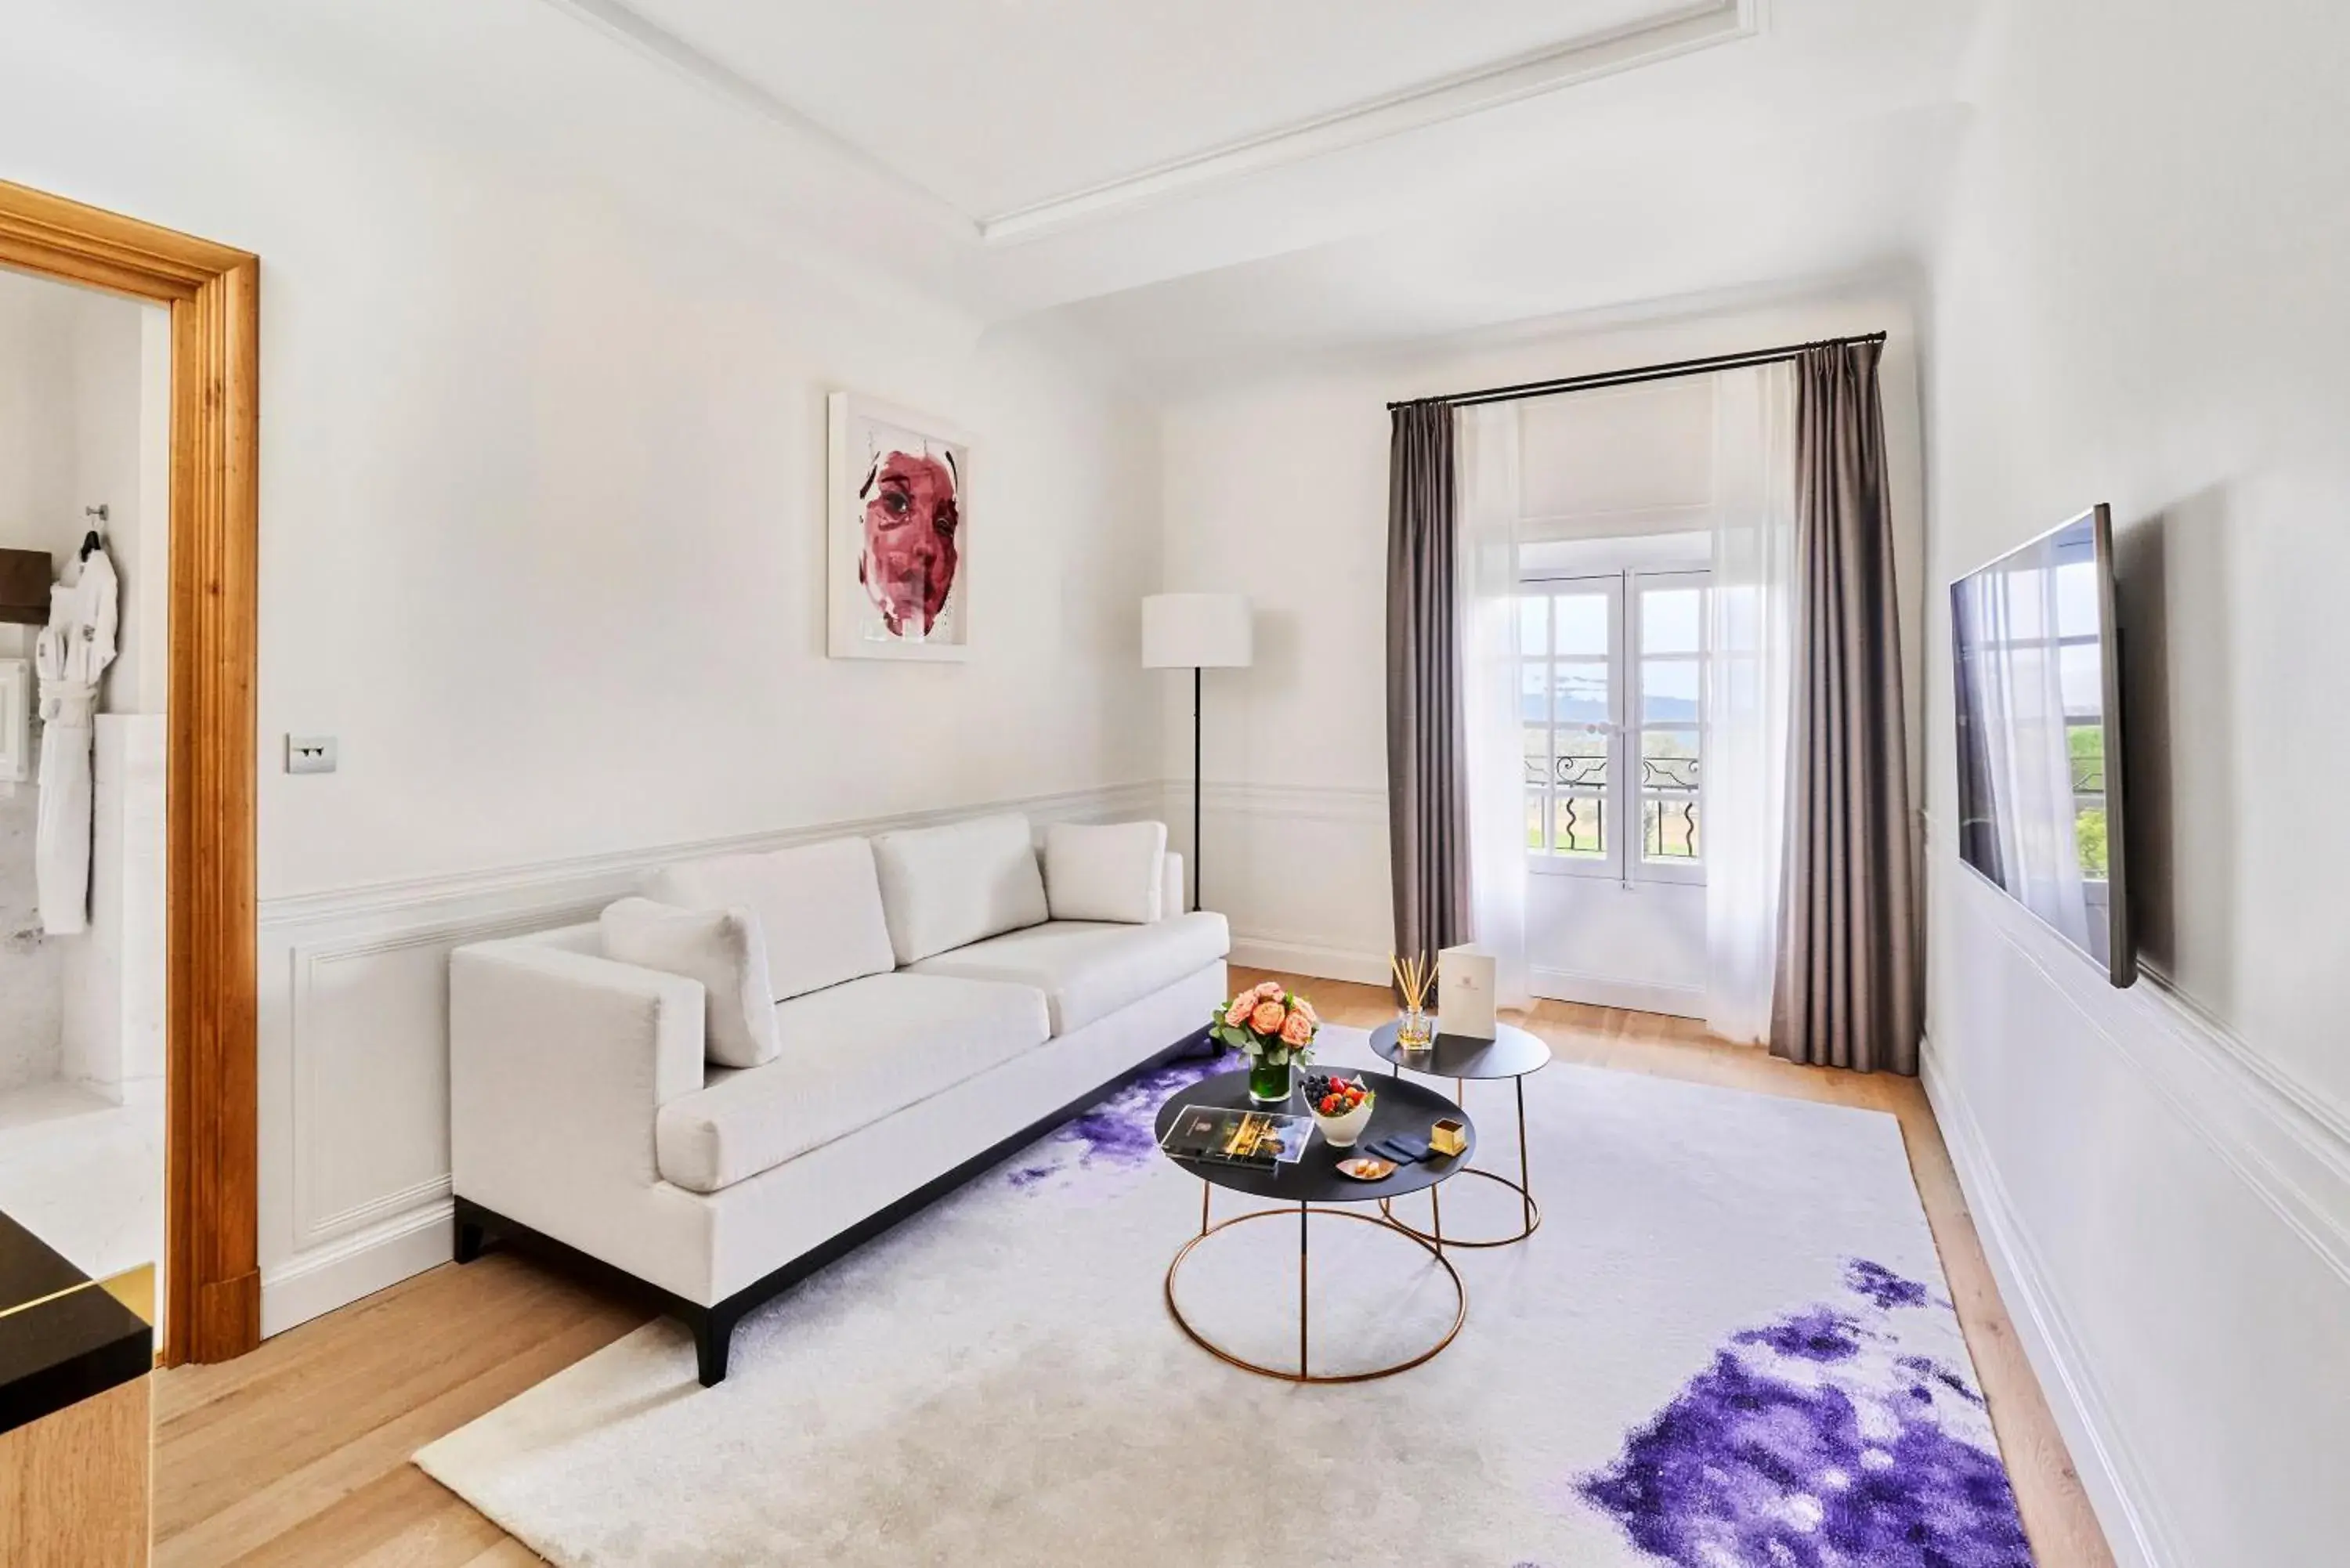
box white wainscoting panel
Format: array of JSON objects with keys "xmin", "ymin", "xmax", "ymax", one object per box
[
  {"xmin": 1925, "ymin": 865, "xmax": 2350, "ymax": 1568},
  {"xmin": 257, "ymin": 782, "xmax": 1166, "ymax": 1337},
  {"xmin": 1184, "ymin": 781, "xmax": 1394, "ymax": 985}
]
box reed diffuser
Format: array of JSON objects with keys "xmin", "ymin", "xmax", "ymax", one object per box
[{"xmin": 1391, "ymin": 952, "xmax": 1437, "ymax": 1052}]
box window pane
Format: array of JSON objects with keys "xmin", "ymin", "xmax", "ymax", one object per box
[
  {"xmin": 1526, "ymin": 789, "xmax": 1547, "ymax": 851},
  {"xmin": 1556, "ymin": 727, "xmax": 1608, "ymax": 790},
  {"xmin": 1640, "ymin": 727, "xmax": 1699, "ymax": 781},
  {"xmin": 1520, "ymin": 663, "xmax": 1548, "ymax": 725},
  {"xmin": 1555, "ymin": 792, "xmax": 1607, "ymax": 857},
  {"xmin": 1517, "ymin": 596, "xmax": 1549, "ymax": 658},
  {"xmin": 1553, "ymin": 592, "xmax": 1608, "ymax": 657},
  {"xmin": 1640, "ymin": 728, "xmax": 1700, "ymax": 861},
  {"xmin": 1523, "ymin": 725, "xmax": 1549, "ymax": 787},
  {"xmin": 1643, "ymin": 795, "xmax": 1701, "ymax": 860},
  {"xmin": 2059, "ymin": 641, "xmax": 2102, "ymax": 718},
  {"xmin": 1555, "ymin": 660, "xmax": 1611, "ymax": 725},
  {"xmin": 1641, "ymin": 586, "xmax": 1702, "ymax": 655},
  {"xmin": 2069, "ymin": 719, "xmax": 2108, "ymax": 880},
  {"xmin": 1640, "ymin": 658, "xmax": 1699, "ymax": 723}
]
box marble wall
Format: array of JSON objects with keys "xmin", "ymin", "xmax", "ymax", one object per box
[{"xmin": 0, "ymin": 781, "xmax": 60, "ymax": 1093}]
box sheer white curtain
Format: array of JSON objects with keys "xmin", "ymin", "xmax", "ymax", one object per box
[
  {"xmin": 1971, "ymin": 563, "xmax": 2091, "ymax": 945},
  {"xmin": 1702, "ymin": 364, "xmax": 1799, "ymax": 1044},
  {"xmin": 1457, "ymin": 402, "xmax": 1531, "ymax": 1010}
]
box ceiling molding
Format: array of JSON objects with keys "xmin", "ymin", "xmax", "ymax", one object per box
[
  {"xmin": 533, "ymin": 0, "xmax": 982, "ymax": 237},
  {"xmin": 979, "ymin": 0, "xmax": 1762, "ymax": 244},
  {"xmin": 538, "ymin": 0, "xmax": 1761, "ymax": 250}
]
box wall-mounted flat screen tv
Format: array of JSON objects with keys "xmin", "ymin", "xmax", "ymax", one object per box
[{"xmin": 1950, "ymin": 504, "xmax": 2135, "ymax": 986}]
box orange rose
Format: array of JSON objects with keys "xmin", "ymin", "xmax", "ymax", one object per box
[
  {"xmin": 1279, "ymin": 1010, "xmax": 1314, "ymax": 1047},
  {"xmin": 1249, "ymin": 999, "xmax": 1287, "ymax": 1035},
  {"xmin": 1253, "ymin": 980, "xmax": 1285, "ymax": 1001},
  {"xmin": 1292, "ymin": 997, "xmax": 1318, "ymax": 1024},
  {"xmin": 1223, "ymin": 996, "xmax": 1253, "ymax": 1028}
]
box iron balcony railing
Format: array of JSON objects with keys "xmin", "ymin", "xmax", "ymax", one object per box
[{"xmin": 1528, "ymin": 754, "xmax": 1700, "ymax": 859}]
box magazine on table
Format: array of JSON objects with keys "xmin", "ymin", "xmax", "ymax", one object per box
[{"xmin": 1159, "ymin": 1104, "xmax": 1313, "ymax": 1169}]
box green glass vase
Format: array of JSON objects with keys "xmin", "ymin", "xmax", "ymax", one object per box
[{"xmin": 1246, "ymin": 1056, "xmax": 1292, "ymax": 1106}]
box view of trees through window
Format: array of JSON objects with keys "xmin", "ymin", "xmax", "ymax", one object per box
[{"xmin": 2070, "ymin": 721, "xmax": 2108, "ymax": 879}]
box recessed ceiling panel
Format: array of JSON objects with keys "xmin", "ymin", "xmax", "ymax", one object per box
[{"xmin": 616, "ymin": 0, "xmax": 1720, "ymax": 221}]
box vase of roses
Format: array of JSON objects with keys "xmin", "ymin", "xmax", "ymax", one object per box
[{"xmin": 1210, "ymin": 981, "xmax": 1320, "ymax": 1105}]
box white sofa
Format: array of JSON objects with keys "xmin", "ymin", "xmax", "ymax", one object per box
[{"xmin": 448, "ymin": 814, "xmax": 1227, "ymax": 1384}]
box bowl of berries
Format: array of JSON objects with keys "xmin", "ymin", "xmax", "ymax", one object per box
[{"xmin": 1301, "ymin": 1072, "xmax": 1376, "ymax": 1149}]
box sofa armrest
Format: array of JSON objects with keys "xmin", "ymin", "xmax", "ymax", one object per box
[
  {"xmin": 450, "ymin": 940, "xmax": 707, "ymax": 1209},
  {"xmin": 1159, "ymin": 851, "xmax": 1186, "ymax": 919}
]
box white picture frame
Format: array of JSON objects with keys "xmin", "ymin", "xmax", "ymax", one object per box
[{"xmin": 827, "ymin": 391, "xmax": 973, "ymax": 662}]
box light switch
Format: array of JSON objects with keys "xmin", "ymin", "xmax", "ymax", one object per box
[{"xmin": 286, "ymin": 735, "xmax": 337, "ymax": 775}]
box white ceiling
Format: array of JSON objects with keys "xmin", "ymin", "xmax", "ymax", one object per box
[
  {"xmin": 142, "ymin": 0, "xmax": 1984, "ymax": 382},
  {"xmin": 606, "ymin": 0, "xmax": 1741, "ymax": 228},
  {"xmin": 1040, "ymin": 99, "xmax": 1968, "ymax": 387}
]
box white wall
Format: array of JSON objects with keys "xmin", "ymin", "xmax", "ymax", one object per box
[
  {"xmin": 0, "ymin": 268, "xmax": 162, "ymax": 714},
  {"xmin": 1920, "ymin": 2, "xmax": 2350, "ymax": 1563},
  {"xmin": 3, "ymin": 0, "xmax": 1167, "ymax": 1330},
  {"xmin": 1160, "ymin": 287, "xmax": 1926, "ymax": 988}
]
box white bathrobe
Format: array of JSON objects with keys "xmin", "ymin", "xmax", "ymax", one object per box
[{"xmin": 36, "ymin": 546, "xmax": 119, "ymax": 935}]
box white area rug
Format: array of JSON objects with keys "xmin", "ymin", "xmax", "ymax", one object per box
[{"xmin": 417, "ymin": 1028, "xmax": 2034, "ymax": 1567}]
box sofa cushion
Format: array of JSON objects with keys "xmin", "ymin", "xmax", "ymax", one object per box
[
  {"xmin": 654, "ymin": 972, "xmax": 1050, "ymax": 1194},
  {"xmin": 1043, "ymin": 821, "xmax": 1167, "ymax": 924},
  {"xmin": 599, "ymin": 898, "xmax": 781, "ymax": 1068},
  {"xmin": 870, "ymin": 814, "xmax": 1050, "ymax": 966},
  {"xmin": 907, "ymin": 912, "xmax": 1229, "ymax": 1035},
  {"xmin": 650, "ymin": 837, "xmax": 895, "ymax": 1003}
]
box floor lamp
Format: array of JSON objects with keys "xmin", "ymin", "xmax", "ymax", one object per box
[{"xmin": 1142, "ymin": 594, "xmax": 1253, "ymax": 912}]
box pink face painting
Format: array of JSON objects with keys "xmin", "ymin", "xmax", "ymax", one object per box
[{"xmin": 857, "ymin": 445, "xmax": 960, "ymax": 638}]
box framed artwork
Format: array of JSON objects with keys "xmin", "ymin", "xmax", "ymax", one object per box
[{"xmin": 827, "ymin": 392, "xmax": 972, "ymax": 661}]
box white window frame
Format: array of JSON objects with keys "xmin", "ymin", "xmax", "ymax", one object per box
[
  {"xmin": 1520, "ymin": 572, "xmax": 1625, "ymax": 882},
  {"xmin": 1629, "ymin": 568, "xmax": 1708, "ymax": 887},
  {"xmin": 1520, "ymin": 540, "xmax": 1709, "ymax": 887}
]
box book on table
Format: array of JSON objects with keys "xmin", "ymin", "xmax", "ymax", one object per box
[{"xmin": 1159, "ymin": 1105, "xmax": 1313, "ymax": 1169}]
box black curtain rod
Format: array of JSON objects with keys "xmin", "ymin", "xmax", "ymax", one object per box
[{"xmin": 1386, "ymin": 331, "xmax": 1889, "ymax": 411}]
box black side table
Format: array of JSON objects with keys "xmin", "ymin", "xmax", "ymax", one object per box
[
  {"xmin": 1152, "ymin": 1068, "xmax": 1473, "ymax": 1383},
  {"xmin": 1370, "ymin": 1017, "xmax": 1552, "ymax": 1248}
]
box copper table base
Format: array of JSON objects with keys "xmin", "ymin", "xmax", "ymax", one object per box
[{"xmin": 1162, "ymin": 1198, "xmax": 1466, "ymax": 1385}]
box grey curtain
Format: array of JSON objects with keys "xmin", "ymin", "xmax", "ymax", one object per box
[
  {"xmin": 1386, "ymin": 401, "xmax": 1471, "ymax": 966},
  {"xmin": 1771, "ymin": 341, "xmax": 1922, "ymax": 1074}
]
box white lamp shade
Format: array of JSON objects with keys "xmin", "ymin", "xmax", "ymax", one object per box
[{"xmin": 1142, "ymin": 593, "xmax": 1253, "ymax": 669}]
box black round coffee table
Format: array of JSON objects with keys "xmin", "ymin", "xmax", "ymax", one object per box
[
  {"xmin": 1153, "ymin": 1068, "xmax": 1473, "ymax": 1383},
  {"xmin": 1370, "ymin": 1017, "xmax": 1551, "ymax": 1248}
]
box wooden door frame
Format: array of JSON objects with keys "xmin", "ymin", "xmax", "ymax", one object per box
[{"xmin": 0, "ymin": 180, "xmax": 258, "ymax": 1364}]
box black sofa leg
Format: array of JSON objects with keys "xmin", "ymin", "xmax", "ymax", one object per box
[
  {"xmin": 692, "ymin": 1307, "xmax": 738, "ymax": 1387},
  {"xmin": 454, "ymin": 1212, "xmax": 487, "ymax": 1265}
]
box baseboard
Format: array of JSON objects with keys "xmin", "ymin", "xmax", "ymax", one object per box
[
  {"xmin": 1227, "ymin": 948, "xmax": 1708, "ymax": 1020},
  {"xmin": 1227, "ymin": 935, "xmax": 1390, "ymax": 987},
  {"xmin": 258, "ymin": 1198, "xmax": 455, "ymax": 1339},
  {"xmin": 1922, "ymin": 1042, "xmax": 2175, "ymax": 1568},
  {"xmin": 1530, "ymin": 965, "xmax": 1704, "ymax": 1019}
]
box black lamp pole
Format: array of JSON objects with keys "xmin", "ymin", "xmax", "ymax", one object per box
[{"xmin": 1191, "ymin": 666, "xmax": 1203, "ymax": 912}]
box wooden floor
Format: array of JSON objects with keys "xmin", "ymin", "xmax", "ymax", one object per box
[{"xmin": 153, "ymin": 970, "xmax": 2117, "ymax": 1567}]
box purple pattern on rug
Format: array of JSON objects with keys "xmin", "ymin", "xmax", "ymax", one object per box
[
  {"xmin": 1849, "ymin": 1258, "xmax": 1932, "ymax": 1311},
  {"xmin": 1003, "ymin": 1049, "xmax": 1230, "ymax": 1190},
  {"xmin": 1577, "ymin": 1259, "xmax": 2032, "ymax": 1568}
]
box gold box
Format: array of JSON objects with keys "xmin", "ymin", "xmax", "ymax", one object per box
[{"xmin": 1430, "ymin": 1118, "xmax": 1467, "ymax": 1158}]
